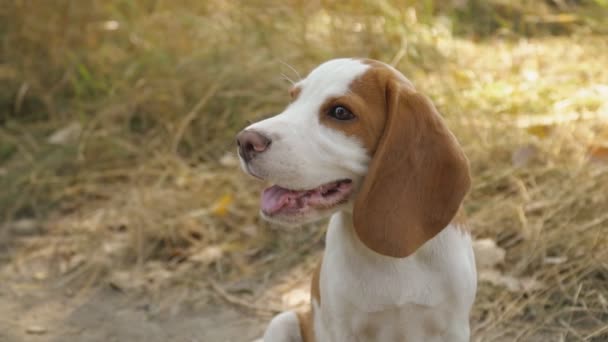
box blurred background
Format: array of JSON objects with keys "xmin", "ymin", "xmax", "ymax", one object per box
[{"xmin": 1, "ymin": 0, "xmax": 607, "ymax": 341}]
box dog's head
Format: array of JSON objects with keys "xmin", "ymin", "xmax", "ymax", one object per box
[{"xmin": 237, "ymin": 58, "xmax": 470, "ymax": 257}]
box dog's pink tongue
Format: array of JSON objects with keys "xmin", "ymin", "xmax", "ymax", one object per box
[{"xmin": 261, "ymin": 185, "xmax": 292, "ymax": 215}]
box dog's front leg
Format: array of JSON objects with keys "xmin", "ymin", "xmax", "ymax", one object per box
[{"xmin": 254, "ymin": 311, "xmax": 303, "ymax": 342}]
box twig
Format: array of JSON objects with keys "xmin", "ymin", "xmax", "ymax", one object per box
[
  {"xmin": 208, "ymin": 279, "xmax": 282, "ymax": 317},
  {"xmin": 172, "ymin": 81, "xmax": 223, "ymax": 155}
]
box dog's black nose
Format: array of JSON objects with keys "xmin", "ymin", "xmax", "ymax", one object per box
[{"xmin": 236, "ymin": 130, "xmax": 271, "ymax": 162}]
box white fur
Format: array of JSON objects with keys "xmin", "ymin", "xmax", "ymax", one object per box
[
  {"xmin": 262, "ymin": 311, "xmax": 303, "ymax": 342},
  {"xmin": 242, "ymin": 58, "xmax": 477, "ymax": 341},
  {"xmin": 242, "ymin": 58, "xmax": 372, "ymax": 225},
  {"xmin": 243, "ymin": 58, "xmax": 371, "ymax": 190},
  {"xmin": 316, "ymin": 213, "xmax": 476, "ymax": 341}
]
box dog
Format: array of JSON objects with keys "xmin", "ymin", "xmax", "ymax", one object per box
[{"xmin": 236, "ymin": 58, "xmax": 476, "ymax": 341}]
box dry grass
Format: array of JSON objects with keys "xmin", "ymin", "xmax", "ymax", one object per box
[{"xmin": 1, "ymin": 1, "xmax": 608, "ymax": 340}]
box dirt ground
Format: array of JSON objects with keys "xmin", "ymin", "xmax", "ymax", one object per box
[{"xmin": 0, "ymin": 284, "xmax": 265, "ymax": 342}]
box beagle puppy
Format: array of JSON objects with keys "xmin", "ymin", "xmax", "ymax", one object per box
[{"xmin": 237, "ymin": 58, "xmax": 477, "ymax": 342}]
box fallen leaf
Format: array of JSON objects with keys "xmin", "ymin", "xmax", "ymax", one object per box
[
  {"xmin": 211, "ymin": 194, "xmax": 233, "ymax": 217},
  {"xmin": 108, "ymin": 271, "xmax": 145, "ymax": 291},
  {"xmin": 472, "ymin": 238, "xmax": 505, "ymax": 270},
  {"xmin": 47, "ymin": 122, "xmax": 82, "ymax": 145},
  {"xmin": 479, "ymin": 269, "xmax": 543, "ymax": 292},
  {"xmin": 526, "ymin": 125, "xmax": 552, "ymax": 138},
  {"xmin": 189, "ymin": 246, "xmax": 223, "ymax": 265},
  {"xmin": 589, "ymin": 144, "xmax": 608, "ymax": 163},
  {"xmin": 26, "ymin": 325, "xmax": 47, "ymax": 335}
]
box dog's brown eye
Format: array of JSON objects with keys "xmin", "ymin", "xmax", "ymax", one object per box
[{"xmin": 329, "ymin": 106, "xmax": 355, "ymax": 121}]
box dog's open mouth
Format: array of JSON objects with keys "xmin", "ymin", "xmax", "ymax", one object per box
[{"xmin": 261, "ymin": 179, "xmax": 353, "ymax": 216}]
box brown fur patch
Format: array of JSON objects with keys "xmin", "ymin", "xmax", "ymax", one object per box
[
  {"xmin": 317, "ymin": 61, "xmax": 471, "ymax": 257},
  {"xmin": 289, "ymin": 85, "xmax": 302, "ymax": 101},
  {"xmin": 295, "ymin": 256, "xmax": 322, "ymax": 342},
  {"xmin": 311, "ymin": 257, "xmax": 322, "ymax": 305},
  {"xmin": 353, "ymin": 84, "xmax": 471, "ymax": 257},
  {"xmin": 317, "ymin": 65, "xmax": 401, "ymax": 154},
  {"xmin": 296, "ymin": 310, "xmax": 315, "ymax": 342}
]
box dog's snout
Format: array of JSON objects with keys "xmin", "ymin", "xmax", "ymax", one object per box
[{"xmin": 236, "ymin": 130, "xmax": 271, "ymax": 162}]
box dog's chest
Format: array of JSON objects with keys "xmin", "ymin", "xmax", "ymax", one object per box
[
  {"xmin": 314, "ymin": 298, "xmax": 449, "ymax": 342},
  {"xmin": 314, "ymin": 212, "xmax": 476, "ymax": 341}
]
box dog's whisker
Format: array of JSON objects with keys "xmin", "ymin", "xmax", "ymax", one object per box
[
  {"xmin": 278, "ymin": 60, "xmax": 302, "ymax": 81},
  {"xmin": 281, "ymin": 73, "xmax": 296, "ymax": 86}
]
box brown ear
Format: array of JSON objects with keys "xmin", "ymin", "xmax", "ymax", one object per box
[{"xmin": 353, "ymin": 81, "xmax": 471, "ymax": 258}]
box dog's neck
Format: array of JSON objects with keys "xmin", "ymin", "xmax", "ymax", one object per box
[
  {"xmin": 328, "ymin": 211, "xmax": 411, "ymax": 262},
  {"xmin": 324, "ymin": 210, "xmax": 474, "ymax": 311},
  {"xmin": 328, "ymin": 211, "xmax": 380, "ymax": 259}
]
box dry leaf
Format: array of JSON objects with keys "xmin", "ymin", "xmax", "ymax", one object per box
[
  {"xmin": 479, "ymin": 270, "xmax": 544, "ymax": 292},
  {"xmin": 189, "ymin": 246, "xmax": 223, "ymax": 265},
  {"xmin": 108, "ymin": 270, "xmax": 145, "ymax": 291},
  {"xmin": 212, "ymin": 194, "xmax": 233, "ymax": 217},
  {"xmin": 472, "ymin": 238, "xmax": 505, "ymax": 270},
  {"xmin": 47, "ymin": 122, "xmax": 82, "ymax": 145},
  {"xmin": 589, "ymin": 144, "xmax": 608, "ymax": 163},
  {"xmin": 526, "ymin": 125, "xmax": 552, "ymax": 138},
  {"xmin": 26, "ymin": 325, "xmax": 47, "ymax": 335}
]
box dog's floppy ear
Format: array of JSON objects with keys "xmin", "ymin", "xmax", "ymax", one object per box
[{"xmin": 353, "ymin": 80, "xmax": 471, "ymax": 258}]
